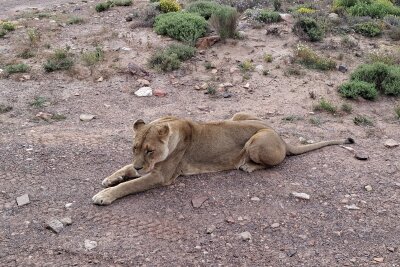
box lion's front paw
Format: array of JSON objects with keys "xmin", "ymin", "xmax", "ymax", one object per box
[
  {"xmin": 239, "ymin": 163, "xmax": 264, "ymax": 173},
  {"xmin": 92, "ymin": 188, "xmax": 117, "ymax": 205},
  {"xmin": 102, "ymin": 175, "xmax": 124, "ymax": 187}
]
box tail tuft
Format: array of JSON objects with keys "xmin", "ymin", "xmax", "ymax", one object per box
[{"xmin": 345, "ymin": 138, "xmax": 355, "ymax": 144}]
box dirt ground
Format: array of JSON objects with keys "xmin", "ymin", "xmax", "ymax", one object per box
[{"xmin": 1, "ymin": 0, "xmax": 400, "ymax": 266}]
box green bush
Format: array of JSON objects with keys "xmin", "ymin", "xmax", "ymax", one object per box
[
  {"xmin": 353, "ymin": 21, "xmax": 382, "ymax": 37},
  {"xmin": 295, "ymin": 44, "xmax": 336, "ymax": 70},
  {"xmin": 339, "ymin": 80, "xmax": 378, "ymax": 100},
  {"xmin": 159, "ymin": 0, "xmax": 181, "ymax": 12},
  {"xmin": 0, "ymin": 28, "xmax": 7, "ymax": 38},
  {"xmin": 186, "ymin": 1, "xmax": 224, "ymax": 19},
  {"xmin": 113, "ymin": 0, "xmax": 132, "ymax": 6},
  {"xmin": 334, "ymin": 0, "xmax": 400, "ymax": 18},
  {"xmin": 4, "ymin": 63, "xmax": 29, "ymax": 74},
  {"xmin": 95, "ymin": 1, "xmax": 113, "ymax": 12},
  {"xmin": 350, "ymin": 62, "xmax": 390, "ymax": 90},
  {"xmin": 353, "ymin": 115, "xmax": 373, "ymax": 126},
  {"xmin": 43, "ymin": 49, "xmax": 74, "ymax": 72},
  {"xmin": 209, "ymin": 6, "xmax": 239, "ymax": 40},
  {"xmin": 154, "ymin": 12, "xmax": 207, "ymax": 44},
  {"xmin": 81, "ymin": 47, "xmax": 104, "ymax": 66},
  {"xmin": 149, "ymin": 44, "xmax": 196, "ymax": 72},
  {"xmin": 256, "ymin": 9, "xmax": 281, "ymax": 23},
  {"xmin": 293, "ymin": 17, "xmax": 324, "ymax": 41},
  {"xmin": 382, "ymin": 68, "xmax": 400, "ymax": 96},
  {"xmin": 313, "ymin": 99, "xmax": 337, "ymax": 114},
  {"xmin": 2, "ymin": 21, "xmax": 16, "ymax": 31}
]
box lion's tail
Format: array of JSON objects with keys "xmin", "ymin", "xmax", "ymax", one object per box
[{"xmin": 286, "ymin": 138, "xmax": 354, "ymax": 156}]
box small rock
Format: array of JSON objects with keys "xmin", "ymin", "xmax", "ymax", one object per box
[
  {"xmin": 84, "ymin": 239, "xmax": 97, "ymax": 250},
  {"xmin": 16, "ymin": 194, "xmax": 30, "ymax": 206},
  {"xmin": 65, "ymin": 203, "xmax": 73, "ymax": 208},
  {"xmin": 387, "ymin": 247, "xmax": 395, "ymax": 252},
  {"xmin": 338, "ymin": 64, "xmax": 348, "ymax": 73},
  {"xmin": 134, "ymin": 87, "xmax": 152, "ymax": 97},
  {"xmin": 195, "ymin": 245, "xmax": 202, "ymax": 250},
  {"xmin": 46, "ymin": 218, "xmax": 64, "ymax": 234},
  {"xmin": 36, "ymin": 112, "xmax": 53, "ymax": 121},
  {"xmin": 79, "ymin": 114, "xmax": 95, "ymax": 121},
  {"xmin": 354, "ymin": 151, "xmax": 369, "ymax": 160},
  {"xmin": 365, "ymin": 185, "xmax": 373, "ymax": 192},
  {"xmin": 22, "ymin": 74, "xmax": 31, "ymax": 80},
  {"xmin": 251, "ymin": 197, "xmax": 260, "ymax": 201},
  {"xmin": 286, "ymin": 249, "xmax": 297, "ymax": 257},
  {"xmin": 220, "ymin": 82, "xmax": 233, "ymax": 88},
  {"xmin": 60, "ymin": 217, "xmax": 72, "ymax": 226},
  {"xmin": 271, "ymin": 223, "xmax": 280, "ymax": 228},
  {"xmin": 137, "ymin": 79, "xmax": 150, "ymax": 86},
  {"xmin": 225, "ymin": 216, "xmax": 235, "ymax": 223},
  {"xmin": 345, "ymin": 204, "xmax": 360, "ymax": 210},
  {"xmin": 211, "ymin": 69, "xmax": 218, "ymax": 74},
  {"xmin": 222, "ymin": 92, "xmax": 232, "ymax": 98},
  {"xmin": 195, "ymin": 35, "xmax": 220, "ymax": 49},
  {"xmin": 200, "ymin": 83, "xmax": 209, "ymax": 90},
  {"xmin": 239, "ymin": 231, "xmax": 252, "ymax": 241},
  {"xmin": 373, "ymin": 257, "xmax": 384, "ymax": 263},
  {"xmin": 255, "ymin": 65, "xmax": 264, "ymax": 73},
  {"xmin": 191, "ymin": 196, "xmax": 208, "ymax": 208},
  {"xmin": 384, "ymin": 139, "xmax": 399, "ymax": 148},
  {"xmin": 243, "ymin": 83, "xmax": 250, "ymax": 89},
  {"xmin": 194, "ymin": 85, "xmax": 201, "ymax": 90},
  {"xmin": 121, "ymin": 47, "xmax": 131, "ymax": 51},
  {"xmin": 153, "ymin": 89, "xmax": 167, "ymax": 97},
  {"xmin": 125, "ymin": 15, "xmax": 133, "ymax": 22},
  {"xmin": 292, "ymin": 192, "xmax": 310, "ymax": 200},
  {"xmin": 279, "ymin": 13, "xmax": 294, "ymax": 23},
  {"xmin": 97, "ymin": 76, "xmax": 103, "ymax": 82},
  {"xmin": 206, "ymin": 225, "xmax": 216, "ymax": 234}
]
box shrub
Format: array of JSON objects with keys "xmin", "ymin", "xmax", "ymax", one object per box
[
  {"xmin": 339, "ymin": 80, "xmax": 378, "ymax": 100},
  {"xmin": 295, "ymin": 44, "xmax": 336, "ymax": 70},
  {"xmin": 81, "ymin": 47, "xmax": 104, "ymax": 66},
  {"xmin": 382, "ymin": 68, "xmax": 400, "ymax": 96},
  {"xmin": 149, "ymin": 44, "xmax": 195, "ymax": 72},
  {"xmin": 348, "ymin": 0, "xmax": 400, "ymax": 18},
  {"xmin": 132, "ymin": 4, "xmax": 161, "ymax": 27},
  {"xmin": 395, "ymin": 105, "xmax": 400, "ymax": 119},
  {"xmin": 0, "ymin": 104, "xmax": 12, "ymax": 114},
  {"xmin": 296, "ymin": 7, "xmax": 317, "ymax": 14},
  {"xmin": 4, "ymin": 63, "xmax": 29, "ymax": 74},
  {"xmin": 30, "ymin": 96, "xmax": 47, "ymax": 108},
  {"xmin": 341, "ymin": 103, "xmax": 353, "ymax": 113},
  {"xmin": 216, "ymin": 0, "xmax": 269, "ymax": 12},
  {"xmin": 264, "ymin": 53, "xmax": 273, "ymax": 62},
  {"xmin": 384, "ymin": 14, "xmax": 400, "ymax": 27},
  {"xmin": 256, "ymin": 9, "xmax": 281, "ymax": 23},
  {"xmin": 239, "ymin": 60, "xmax": 254, "ymax": 71},
  {"xmin": 2, "ymin": 21, "xmax": 16, "ymax": 31},
  {"xmin": 293, "ymin": 17, "xmax": 324, "ymax": 41},
  {"xmin": 186, "ymin": 1, "xmax": 223, "ymax": 19},
  {"xmin": 43, "ymin": 49, "xmax": 74, "ymax": 72},
  {"xmin": 27, "ymin": 28, "xmax": 40, "ymax": 45},
  {"xmin": 350, "ymin": 62, "xmax": 390, "ymax": 90},
  {"xmin": 0, "ymin": 28, "xmax": 7, "ymax": 38},
  {"xmin": 154, "ymin": 12, "xmax": 207, "ymax": 44},
  {"xmin": 159, "ymin": 0, "xmax": 181, "ymax": 13},
  {"xmin": 95, "ymin": 1, "xmax": 113, "ymax": 12},
  {"xmin": 67, "ymin": 16, "xmax": 85, "ymax": 25},
  {"xmin": 273, "ymin": 0, "xmax": 281, "ymax": 11},
  {"xmin": 353, "ymin": 21, "xmax": 382, "ymax": 37},
  {"xmin": 209, "ymin": 6, "xmax": 239, "ymax": 40},
  {"xmin": 388, "ymin": 26, "xmax": 400, "ymax": 41},
  {"xmin": 113, "ymin": 0, "xmax": 132, "ymax": 6},
  {"xmin": 313, "ymin": 99, "xmax": 337, "ymax": 114},
  {"xmin": 18, "ymin": 49, "xmax": 35, "ymax": 59},
  {"xmin": 353, "ymin": 115, "xmax": 373, "ymax": 126},
  {"xmin": 367, "ymin": 51, "xmax": 398, "ymax": 65}
]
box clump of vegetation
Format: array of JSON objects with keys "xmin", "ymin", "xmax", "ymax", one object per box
[
  {"xmin": 27, "ymin": 28, "xmax": 40, "ymax": 45},
  {"xmin": 4, "ymin": 63, "xmax": 29, "ymax": 74},
  {"xmin": 295, "ymin": 44, "xmax": 336, "ymax": 70},
  {"xmin": 309, "ymin": 116, "xmax": 322, "ymax": 125},
  {"xmin": 284, "ymin": 66, "xmax": 302, "ymax": 76},
  {"xmin": 186, "ymin": 1, "xmax": 224, "ymax": 19},
  {"xmin": 154, "ymin": 12, "xmax": 207, "ymax": 44},
  {"xmin": 113, "ymin": 0, "xmax": 132, "ymax": 6},
  {"xmin": 131, "ymin": 4, "xmax": 161, "ymax": 28},
  {"xmin": 81, "ymin": 47, "xmax": 104, "ymax": 66},
  {"xmin": 159, "ymin": 0, "xmax": 181, "ymax": 12},
  {"xmin": 296, "ymin": 7, "xmax": 317, "ymax": 14},
  {"xmin": 353, "ymin": 115, "xmax": 373, "ymax": 126},
  {"xmin": 388, "ymin": 26, "xmax": 400, "ymax": 41},
  {"xmin": 2, "ymin": 21, "xmax": 16, "ymax": 31},
  {"xmin": 204, "ymin": 61, "xmax": 214, "ymax": 69},
  {"xmin": 340, "ymin": 34, "xmax": 358, "ymax": 48},
  {"xmin": 239, "ymin": 60, "xmax": 254, "ymax": 72},
  {"xmin": 209, "ymin": 6, "xmax": 239, "ymax": 40},
  {"xmin": 313, "ymin": 99, "xmax": 337, "ymax": 114},
  {"xmin": 30, "ymin": 96, "xmax": 48, "ymax": 108},
  {"xmin": 67, "ymin": 16, "xmax": 85, "ymax": 25},
  {"xmin": 353, "ymin": 21, "xmax": 382, "ymax": 37},
  {"xmin": 273, "ymin": 0, "xmax": 281, "ymax": 11},
  {"xmin": 43, "ymin": 49, "xmax": 74, "ymax": 72},
  {"xmin": 337, "ymin": 0, "xmax": 400, "ymax": 18},
  {"xmin": 149, "ymin": 44, "xmax": 196, "ymax": 72},
  {"xmin": 18, "ymin": 49, "xmax": 35, "ymax": 59},
  {"xmin": 395, "ymin": 105, "xmax": 400, "ymax": 119},
  {"xmin": 264, "ymin": 53, "xmax": 273, "ymax": 62},
  {"xmin": 367, "ymin": 50, "xmax": 399, "ymax": 65},
  {"xmin": 282, "ymin": 115, "xmax": 303, "ymax": 122},
  {"xmin": 95, "ymin": 1, "xmax": 113, "ymax": 12},
  {"xmin": 339, "ymin": 80, "xmax": 378, "ymax": 100},
  {"xmin": 52, "ymin": 114, "xmax": 67, "ymax": 121},
  {"xmin": 0, "ymin": 104, "xmax": 13, "ymax": 114},
  {"xmin": 0, "ymin": 28, "xmax": 7, "ymax": 38},
  {"xmin": 256, "ymin": 9, "xmax": 281, "ymax": 23},
  {"xmin": 293, "ymin": 17, "xmax": 324, "ymax": 42},
  {"xmin": 341, "ymin": 103, "xmax": 353, "ymax": 113}
]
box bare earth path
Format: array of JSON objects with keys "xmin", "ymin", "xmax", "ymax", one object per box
[{"xmin": 1, "ymin": 0, "xmax": 400, "ymax": 266}]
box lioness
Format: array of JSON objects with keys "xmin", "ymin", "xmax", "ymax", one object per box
[{"xmin": 92, "ymin": 113, "xmax": 354, "ymax": 205}]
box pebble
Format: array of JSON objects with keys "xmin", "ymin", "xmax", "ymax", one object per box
[
  {"xmin": 338, "ymin": 64, "xmax": 348, "ymax": 73},
  {"xmin": 16, "ymin": 194, "xmax": 30, "ymax": 206},
  {"xmin": 345, "ymin": 204, "xmax": 360, "ymax": 210},
  {"xmin": 239, "ymin": 231, "xmax": 252, "ymax": 241},
  {"xmin": 211, "ymin": 69, "xmax": 218, "ymax": 74},
  {"xmin": 191, "ymin": 196, "xmax": 208, "ymax": 208},
  {"xmin": 97, "ymin": 76, "xmax": 103, "ymax": 82},
  {"xmin": 251, "ymin": 197, "xmax": 260, "ymax": 201},
  {"xmin": 222, "ymin": 92, "xmax": 232, "ymax": 98},
  {"xmin": 137, "ymin": 79, "xmax": 150, "ymax": 86},
  {"xmin": 79, "ymin": 114, "xmax": 95, "ymax": 121},
  {"xmin": 354, "ymin": 151, "xmax": 369, "ymax": 160},
  {"xmin": 36, "ymin": 112, "xmax": 53, "ymax": 121},
  {"xmin": 243, "ymin": 83, "xmax": 250, "ymax": 89},
  {"xmin": 60, "ymin": 217, "xmax": 72, "ymax": 226},
  {"xmin": 292, "ymin": 192, "xmax": 310, "ymax": 200},
  {"xmin": 206, "ymin": 225, "xmax": 216, "ymax": 234},
  {"xmin": 373, "ymin": 257, "xmax": 384, "ymax": 263},
  {"xmin": 84, "ymin": 239, "xmax": 97, "ymax": 250},
  {"xmin": 364, "ymin": 185, "xmax": 372, "ymax": 192},
  {"xmin": 65, "ymin": 203, "xmax": 73, "ymax": 208},
  {"xmin": 384, "ymin": 139, "xmax": 399, "ymax": 148},
  {"xmin": 279, "ymin": 13, "xmax": 294, "ymax": 23},
  {"xmin": 271, "ymin": 223, "xmax": 280, "ymax": 228},
  {"xmin": 121, "ymin": 47, "xmax": 131, "ymax": 51},
  {"xmin": 225, "ymin": 216, "xmax": 235, "ymax": 223},
  {"xmin": 46, "ymin": 218, "xmax": 64, "ymax": 234},
  {"xmin": 153, "ymin": 89, "xmax": 167, "ymax": 97},
  {"xmin": 387, "ymin": 247, "xmax": 395, "ymax": 252},
  {"xmin": 134, "ymin": 87, "xmax": 153, "ymax": 97}
]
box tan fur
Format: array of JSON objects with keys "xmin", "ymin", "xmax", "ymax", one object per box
[{"xmin": 92, "ymin": 113, "xmax": 353, "ymax": 205}]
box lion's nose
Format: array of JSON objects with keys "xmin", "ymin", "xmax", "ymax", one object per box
[{"xmin": 134, "ymin": 166, "xmax": 143, "ymax": 171}]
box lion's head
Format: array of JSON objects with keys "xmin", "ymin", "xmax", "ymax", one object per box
[{"xmin": 131, "ymin": 119, "xmax": 171, "ymax": 175}]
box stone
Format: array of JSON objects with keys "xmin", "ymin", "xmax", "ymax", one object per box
[
  {"xmin": 196, "ymin": 35, "xmax": 220, "ymax": 50},
  {"xmin": 211, "ymin": 69, "xmax": 218, "ymax": 74},
  {"xmin": 79, "ymin": 114, "xmax": 95, "ymax": 121},
  {"xmin": 16, "ymin": 194, "xmax": 30, "ymax": 206},
  {"xmin": 220, "ymin": 82, "xmax": 233, "ymax": 88},
  {"xmin": 251, "ymin": 197, "xmax": 260, "ymax": 201},
  {"xmin": 387, "ymin": 247, "xmax": 395, "ymax": 252},
  {"xmin": 225, "ymin": 216, "xmax": 235, "ymax": 223},
  {"xmin": 206, "ymin": 225, "xmax": 216, "ymax": 234},
  {"xmin": 279, "ymin": 13, "xmax": 294, "ymax": 23},
  {"xmin": 125, "ymin": 15, "xmax": 133, "ymax": 22},
  {"xmin": 338, "ymin": 64, "xmax": 348, "ymax": 73},
  {"xmin": 121, "ymin": 47, "xmax": 131, "ymax": 51},
  {"xmin": 134, "ymin": 87, "xmax": 153, "ymax": 97},
  {"xmin": 60, "ymin": 217, "xmax": 72, "ymax": 226},
  {"xmin": 191, "ymin": 196, "xmax": 208, "ymax": 208},
  {"xmin": 222, "ymin": 92, "xmax": 232, "ymax": 98},
  {"xmin": 153, "ymin": 89, "xmax": 166, "ymax": 97},
  {"xmin": 373, "ymin": 257, "xmax": 384, "ymax": 263},
  {"xmin": 137, "ymin": 79, "xmax": 150, "ymax": 86},
  {"xmin": 243, "ymin": 83, "xmax": 250, "ymax": 89},
  {"xmin": 194, "ymin": 85, "xmax": 201, "ymax": 90},
  {"xmin": 364, "ymin": 185, "xmax": 372, "ymax": 192},
  {"xmin": 271, "ymin": 223, "xmax": 280, "ymax": 228},
  {"xmin": 200, "ymin": 83, "xmax": 209, "ymax": 90},
  {"xmin": 292, "ymin": 192, "xmax": 310, "ymax": 200},
  {"xmin": 84, "ymin": 239, "xmax": 97, "ymax": 250},
  {"xmin": 345, "ymin": 204, "xmax": 360, "ymax": 210},
  {"xmin": 239, "ymin": 231, "xmax": 252, "ymax": 241},
  {"xmin": 354, "ymin": 151, "xmax": 369, "ymax": 160},
  {"xmin": 65, "ymin": 203, "xmax": 73, "ymax": 208},
  {"xmin": 46, "ymin": 218, "xmax": 64, "ymax": 233},
  {"xmin": 255, "ymin": 65, "xmax": 264, "ymax": 73},
  {"xmin": 128, "ymin": 62, "xmax": 149, "ymax": 76},
  {"xmin": 36, "ymin": 112, "xmax": 53, "ymax": 121},
  {"xmin": 97, "ymin": 76, "xmax": 103, "ymax": 82},
  {"xmin": 384, "ymin": 139, "xmax": 399, "ymax": 148}
]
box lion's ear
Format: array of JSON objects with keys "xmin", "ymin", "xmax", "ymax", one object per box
[
  {"xmin": 157, "ymin": 124, "xmax": 170, "ymax": 138},
  {"xmin": 133, "ymin": 119, "xmax": 145, "ymax": 132}
]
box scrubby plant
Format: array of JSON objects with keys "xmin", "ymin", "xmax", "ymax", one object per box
[
  {"xmin": 353, "ymin": 115, "xmax": 373, "ymax": 126},
  {"xmin": 51, "ymin": 114, "xmax": 67, "ymax": 121},
  {"xmin": 30, "ymin": 96, "xmax": 47, "ymax": 108},
  {"xmin": 339, "ymin": 80, "xmax": 378, "ymax": 100},
  {"xmin": 293, "ymin": 17, "xmax": 324, "ymax": 41},
  {"xmin": 395, "ymin": 105, "xmax": 400, "ymax": 119},
  {"xmin": 353, "ymin": 21, "xmax": 382, "ymax": 37},
  {"xmin": 2, "ymin": 21, "xmax": 16, "ymax": 31},
  {"xmin": 67, "ymin": 16, "xmax": 85, "ymax": 25},
  {"xmin": 132, "ymin": 4, "xmax": 161, "ymax": 28},
  {"xmin": 388, "ymin": 26, "xmax": 400, "ymax": 40},
  {"xmin": 264, "ymin": 53, "xmax": 273, "ymax": 62},
  {"xmin": 334, "ymin": 0, "xmax": 400, "ymax": 18},
  {"xmin": 149, "ymin": 44, "xmax": 196, "ymax": 72},
  {"xmin": 27, "ymin": 28, "xmax": 40, "ymax": 45},
  {"xmin": 296, "ymin": 7, "xmax": 317, "ymax": 14},
  {"xmin": 159, "ymin": 0, "xmax": 181, "ymax": 13},
  {"xmin": 209, "ymin": 6, "xmax": 239, "ymax": 40},
  {"xmin": 273, "ymin": 0, "xmax": 281, "ymax": 11},
  {"xmin": 0, "ymin": 104, "xmax": 12, "ymax": 114},
  {"xmin": 239, "ymin": 59, "xmax": 254, "ymax": 71},
  {"xmin": 295, "ymin": 44, "xmax": 336, "ymax": 70},
  {"xmin": 367, "ymin": 50, "xmax": 400, "ymax": 65},
  {"xmin": 0, "ymin": 28, "xmax": 7, "ymax": 38},
  {"xmin": 186, "ymin": 1, "xmax": 223, "ymax": 19},
  {"xmin": 95, "ymin": 1, "xmax": 113, "ymax": 12},
  {"xmin": 154, "ymin": 12, "xmax": 207, "ymax": 44},
  {"xmin": 313, "ymin": 99, "xmax": 337, "ymax": 114},
  {"xmin": 341, "ymin": 103, "xmax": 353, "ymax": 113},
  {"xmin": 4, "ymin": 63, "xmax": 29, "ymax": 74},
  {"xmin": 256, "ymin": 9, "xmax": 281, "ymax": 23},
  {"xmin": 113, "ymin": 0, "xmax": 132, "ymax": 6},
  {"xmin": 81, "ymin": 47, "xmax": 104, "ymax": 66},
  {"xmin": 384, "ymin": 14, "xmax": 400, "ymax": 27},
  {"xmin": 43, "ymin": 49, "xmax": 74, "ymax": 72},
  {"xmin": 350, "ymin": 62, "xmax": 390, "ymax": 91}
]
